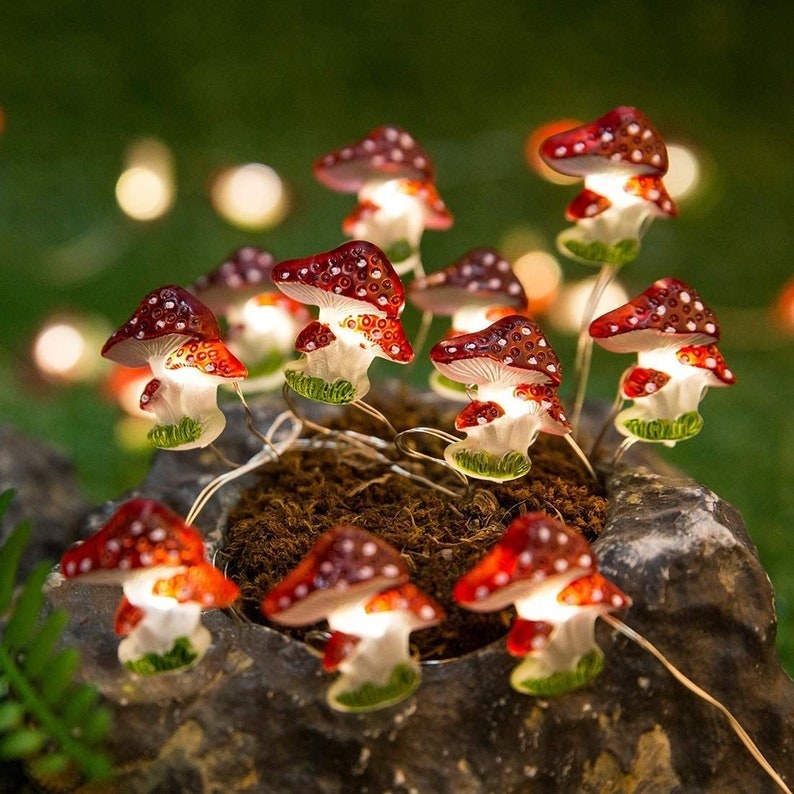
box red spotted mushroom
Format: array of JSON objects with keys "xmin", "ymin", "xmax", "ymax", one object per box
[
  {"xmin": 590, "ymin": 278, "xmax": 735, "ymax": 445},
  {"xmin": 60, "ymin": 499, "xmax": 239, "ymax": 674},
  {"xmin": 191, "ymin": 247, "xmax": 311, "ymax": 391},
  {"xmin": 271, "ymin": 240, "xmax": 414, "ymax": 404},
  {"xmin": 454, "ymin": 512, "xmax": 629, "ymax": 695},
  {"xmin": 539, "ymin": 107, "xmax": 676, "ymax": 266},
  {"xmin": 428, "ymin": 315, "xmax": 571, "ymax": 481},
  {"xmin": 263, "ymin": 524, "xmax": 422, "ymax": 712},
  {"xmin": 314, "ymin": 126, "xmax": 451, "ymax": 276}
]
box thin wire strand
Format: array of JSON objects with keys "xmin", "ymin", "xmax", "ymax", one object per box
[
  {"xmin": 562, "ymin": 433, "xmax": 597, "ymax": 480},
  {"xmin": 601, "ymin": 613, "xmax": 792, "ymax": 794},
  {"xmin": 394, "ymin": 427, "xmax": 470, "ymax": 491}
]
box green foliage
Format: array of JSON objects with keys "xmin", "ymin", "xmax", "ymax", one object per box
[
  {"xmin": 622, "ymin": 411, "xmax": 704, "ymax": 443},
  {"xmin": 511, "ymin": 649, "xmax": 605, "ymax": 696},
  {"xmin": 284, "ymin": 369, "xmax": 357, "ymax": 405},
  {"xmin": 562, "ymin": 237, "xmax": 639, "ymax": 266},
  {"xmin": 450, "ymin": 448, "xmax": 532, "ymax": 481},
  {"xmin": 330, "ymin": 663, "xmax": 420, "ymax": 713},
  {"xmin": 0, "ymin": 490, "xmax": 113, "ymax": 782},
  {"xmin": 123, "ymin": 636, "xmax": 198, "ymax": 676}
]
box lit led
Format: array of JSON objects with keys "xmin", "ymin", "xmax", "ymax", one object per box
[
  {"xmin": 512, "ymin": 251, "xmax": 562, "ymax": 314},
  {"xmin": 548, "ymin": 277, "xmax": 630, "ymax": 335},
  {"xmin": 116, "ymin": 166, "xmax": 175, "ymax": 221},
  {"xmin": 32, "ymin": 316, "xmax": 109, "ymax": 382},
  {"xmin": 211, "ymin": 163, "xmax": 288, "ymax": 230},
  {"xmin": 665, "ymin": 144, "xmax": 701, "ymax": 200}
]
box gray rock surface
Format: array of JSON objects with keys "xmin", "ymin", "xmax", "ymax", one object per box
[{"xmin": 34, "ymin": 400, "xmax": 794, "ymax": 792}]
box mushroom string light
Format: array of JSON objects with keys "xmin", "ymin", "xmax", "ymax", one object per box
[
  {"xmin": 101, "ymin": 284, "xmax": 248, "ymax": 450},
  {"xmin": 538, "ymin": 107, "xmax": 678, "ymax": 435},
  {"xmin": 60, "ymin": 499, "xmax": 239, "ymax": 674},
  {"xmin": 270, "ymin": 239, "xmax": 414, "ymax": 405},
  {"xmin": 589, "ymin": 277, "xmax": 736, "ymax": 452},
  {"xmin": 263, "ymin": 525, "xmax": 444, "ymax": 712},
  {"xmin": 314, "ymin": 125, "xmax": 453, "ymax": 278}
]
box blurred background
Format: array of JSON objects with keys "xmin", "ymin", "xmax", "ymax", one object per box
[{"xmin": 1, "ymin": 2, "xmax": 792, "ymax": 670}]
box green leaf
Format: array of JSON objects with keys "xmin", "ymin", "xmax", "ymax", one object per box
[
  {"xmin": 20, "ymin": 610, "xmax": 69, "ymax": 681},
  {"xmin": 0, "ymin": 520, "xmax": 32, "ymax": 615},
  {"xmin": 78, "ymin": 706, "xmax": 113, "ymax": 745},
  {"xmin": 28, "ymin": 750, "xmax": 73, "ymax": 777},
  {"xmin": 61, "ymin": 685, "xmax": 99, "ymax": 728},
  {"xmin": 0, "ymin": 701, "xmax": 24, "ymax": 731},
  {"xmin": 2, "ymin": 561, "xmax": 49, "ymax": 652},
  {"xmin": 0, "ymin": 728, "xmax": 48, "ymax": 758},
  {"xmin": 40, "ymin": 648, "xmax": 80, "ymax": 706}
]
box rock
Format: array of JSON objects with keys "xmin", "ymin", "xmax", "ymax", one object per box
[
  {"xmin": 0, "ymin": 423, "xmax": 89, "ymax": 580},
  {"xmin": 39, "ymin": 399, "xmax": 794, "ymax": 792}
]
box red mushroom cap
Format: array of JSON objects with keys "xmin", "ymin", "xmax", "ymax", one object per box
[
  {"xmin": 60, "ymin": 499, "xmax": 206, "ymax": 581},
  {"xmin": 262, "ymin": 525, "xmax": 409, "ymax": 627},
  {"xmin": 164, "ymin": 338, "xmax": 248, "ymax": 380},
  {"xmin": 151, "ymin": 561, "xmax": 240, "ymax": 608},
  {"xmin": 624, "ymin": 175, "xmax": 678, "ymax": 217},
  {"xmin": 453, "ymin": 512, "xmax": 596, "ymax": 612},
  {"xmin": 540, "ymin": 106, "xmax": 669, "ymax": 178},
  {"xmin": 430, "ymin": 315, "xmax": 562, "ymax": 388},
  {"xmin": 102, "ymin": 285, "xmax": 221, "ymax": 367},
  {"xmin": 339, "ymin": 314, "xmax": 414, "ymax": 363},
  {"xmin": 513, "ymin": 384, "xmax": 572, "ymax": 435},
  {"xmin": 398, "ymin": 179, "xmax": 454, "ymax": 230},
  {"xmin": 139, "ymin": 377, "xmax": 162, "ymax": 413},
  {"xmin": 455, "ymin": 400, "xmax": 505, "ymax": 431},
  {"xmin": 322, "ymin": 630, "xmax": 362, "ymax": 672},
  {"xmin": 589, "ymin": 277, "xmax": 720, "ymax": 353},
  {"xmin": 565, "ymin": 188, "xmax": 612, "ymax": 221},
  {"xmin": 191, "ymin": 247, "xmax": 277, "ymax": 312},
  {"xmin": 557, "ymin": 572, "xmax": 631, "ymax": 611},
  {"xmin": 294, "ymin": 320, "xmax": 337, "ymax": 354},
  {"xmin": 410, "ymin": 248, "xmax": 526, "ymax": 315},
  {"xmin": 313, "ymin": 125, "xmax": 435, "ymax": 193},
  {"xmin": 621, "ymin": 367, "xmax": 672, "ymax": 399},
  {"xmin": 676, "ymin": 344, "xmax": 736, "ymax": 386},
  {"xmin": 114, "ymin": 596, "xmax": 145, "ymax": 637},
  {"xmin": 506, "ymin": 617, "xmax": 555, "ymax": 657},
  {"xmin": 364, "ymin": 582, "xmax": 446, "ymax": 630},
  {"xmin": 271, "ymin": 240, "xmax": 406, "ymax": 319}
]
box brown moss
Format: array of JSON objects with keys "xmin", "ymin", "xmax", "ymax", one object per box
[{"xmin": 223, "ymin": 388, "xmax": 608, "ymax": 660}]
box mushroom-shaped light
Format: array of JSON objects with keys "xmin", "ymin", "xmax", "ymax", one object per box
[
  {"xmin": 539, "ymin": 106, "xmax": 676, "ymax": 266},
  {"xmin": 60, "ymin": 499, "xmax": 238, "ymax": 674},
  {"xmin": 139, "ymin": 337, "xmax": 248, "ymax": 450},
  {"xmin": 263, "ymin": 524, "xmax": 420, "ymax": 712},
  {"xmin": 323, "ymin": 583, "xmax": 445, "ymax": 713},
  {"xmin": 342, "ymin": 178, "xmax": 453, "ymax": 276},
  {"xmin": 271, "ymin": 240, "xmax": 413, "ymax": 404},
  {"xmin": 590, "ymin": 277, "xmax": 733, "ymax": 445},
  {"xmin": 410, "ymin": 247, "xmax": 527, "ymax": 333},
  {"xmin": 429, "ymin": 315, "xmax": 567, "ymax": 481},
  {"xmin": 454, "ymin": 512, "xmax": 629, "ymax": 695},
  {"xmin": 191, "ymin": 247, "xmax": 310, "ymax": 391}
]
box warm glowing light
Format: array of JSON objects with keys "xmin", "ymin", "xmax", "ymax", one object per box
[
  {"xmin": 0, "ymin": 107, "xmax": 5, "ymax": 134},
  {"xmin": 666, "ymin": 143, "xmax": 701, "ymax": 200},
  {"xmin": 211, "ymin": 163, "xmax": 288, "ymax": 230},
  {"xmin": 525, "ymin": 119, "xmax": 582, "ymax": 185},
  {"xmin": 512, "ymin": 251, "xmax": 563, "ymax": 314},
  {"xmin": 774, "ymin": 279, "xmax": 794, "ymax": 333},
  {"xmin": 547, "ymin": 277, "xmax": 630, "ymax": 335},
  {"xmin": 33, "ymin": 317, "xmax": 109, "ymax": 382},
  {"xmin": 116, "ymin": 166, "xmax": 174, "ymax": 221}
]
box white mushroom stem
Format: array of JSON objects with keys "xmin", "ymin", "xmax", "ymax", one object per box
[
  {"xmin": 229, "ymin": 296, "xmax": 301, "ymax": 362},
  {"xmin": 116, "ymin": 569, "xmax": 209, "ymax": 664},
  {"xmin": 348, "ymin": 179, "xmax": 427, "ymax": 276}
]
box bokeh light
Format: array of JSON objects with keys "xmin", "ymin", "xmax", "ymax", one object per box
[
  {"xmin": 524, "ymin": 119, "xmax": 582, "ymax": 184},
  {"xmin": 512, "ymin": 250, "xmax": 562, "ymax": 314},
  {"xmin": 665, "ymin": 143, "xmax": 702, "ymax": 200},
  {"xmin": 115, "ymin": 138, "xmax": 176, "ymax": 221},
  {"xmin": 211, "ymin": 163, "xmax": 288, "ymax": 230},
  {"xmin": 32, "ymin": 315, "xmax": 110, "ymax": 382},
  {"xmin": 774, "ymin": 278, "xmax": 794, "ymax": 334},
  {"xmin": 546, "ymin": 276, "xmax": 630, "ymax": 335}
]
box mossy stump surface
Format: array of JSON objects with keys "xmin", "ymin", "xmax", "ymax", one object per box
[{"xmin": 224, "ymin": 388, "xmax": 607, "ymax": 660}]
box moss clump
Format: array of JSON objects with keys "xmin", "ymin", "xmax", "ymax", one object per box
[
  {"xmin": 283, "ymin": 369, "xmax": 357, "ymax": 404},
  {"xmin": 223, "ymin": 388, "xmax": 608, "ymax": 660},
  {"xmin": 123, "ymin": 637, "xmax": 198, "ymax": 676}
]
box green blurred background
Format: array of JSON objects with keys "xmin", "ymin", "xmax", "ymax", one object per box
[{"xmin": 1, "ymin": 2, "xmax": 792, "ymax": 671}]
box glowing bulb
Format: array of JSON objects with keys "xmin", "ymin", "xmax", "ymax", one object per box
[
  {"xmin": 211, "ymin": 163, "xmax": 288, "ymax": 230},
  {"xmin": 525, "ymin": 119, "xmax": 582, "ymax": 185},
  {"xmin": 116, "ymin": 166, "xmax": 174, "ymax": 221},
  {"xmin": 548, "ymin": 277, "xmax": 630, "ymax": 335},
  {"xmin": 512, "ymin": 251, "xmax": 563, "ymax": 314},
  {"xmin": 665, "ymin": 144, "xmax": 701, "ymax": 200}
]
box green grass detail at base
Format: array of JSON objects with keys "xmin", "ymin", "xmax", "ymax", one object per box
[
  {"xmin": 451, "ymin": 448, "xmax": 531, "ymax": 481},
  {"xmin": 147, "ymin": 416, "xmax": 203, "ymax": 449},
  {"xmin": 563, "ymin": 237, "xmax": 639, "ymax": 266},
  {"xmin": 622, "ymin": 411, "xmax": 704, "ymax": 443},
  {"xmin": 512, "ymin": 649, "xmax": 605, "ymax": 696},
  {"xmin": 123, "ymin": 637, "xmax": 198, "ymax": 676},
  {"xmin": 331, "ymin": 663, "xmax": 420, "ymax": 713},
  {"xmin": 284, "ymin": 369, "xmax": 357, "ymax": 404}
]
